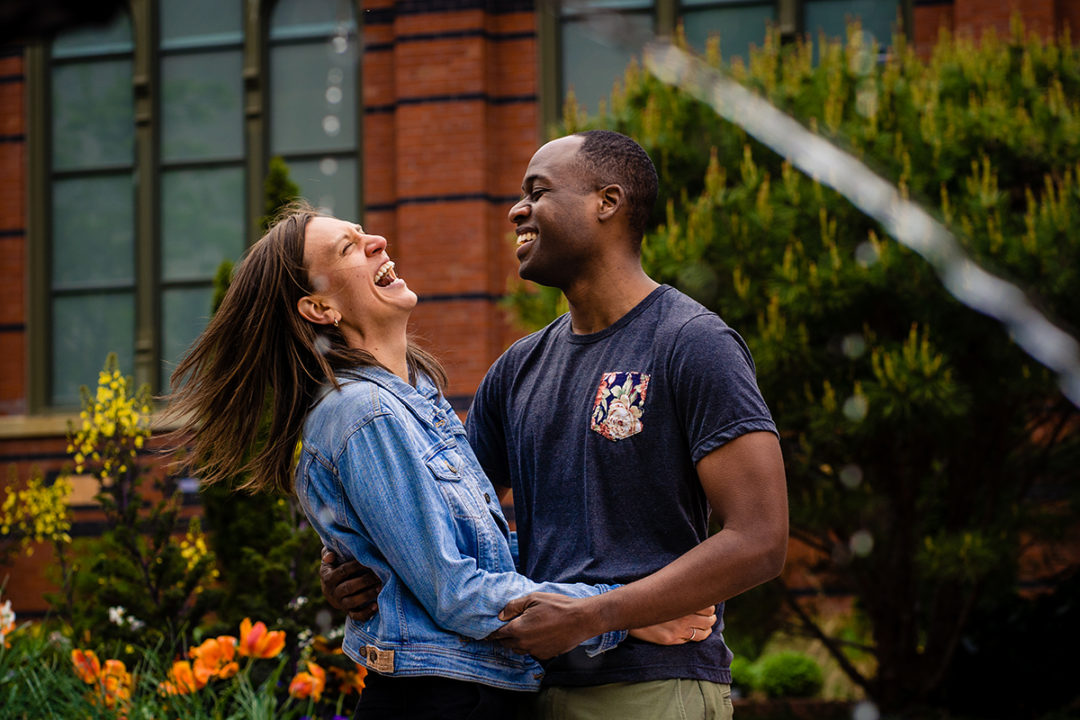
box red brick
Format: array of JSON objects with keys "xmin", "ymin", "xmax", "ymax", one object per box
[
  {"xmin": 0, "ymin": 83, "xmax": 24, "ymax": 136},
  {"xmin": 912, "ymin": 4, "xmax": 954, "ymax": 57},
  {"xmin": 954, "ymin": 0, "xmax": 1056, "ymax": 39},
  {"xmin": 1059, "ymin": 0, "xmax": 1080, "ymax": 36}
]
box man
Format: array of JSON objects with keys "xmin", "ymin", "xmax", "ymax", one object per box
[{"xmin": 323, "ymin": 130, "xmax": 788, "ymax": 719}]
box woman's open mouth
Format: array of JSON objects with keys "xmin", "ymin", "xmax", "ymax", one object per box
[{"xmin": 374, "ymin": 261, "xmax": 398, "ymax": 287}]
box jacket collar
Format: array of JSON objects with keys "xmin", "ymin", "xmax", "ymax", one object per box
[{"xmin": 335, "ymin": 364, "xmax": 445, "ymax": 428}]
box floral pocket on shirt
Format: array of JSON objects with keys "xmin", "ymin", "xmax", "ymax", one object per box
[{"xmin": 590, "ymin": 371, "xmax": 651, "ymax": 441}]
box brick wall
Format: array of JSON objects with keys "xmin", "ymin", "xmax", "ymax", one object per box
[
  {"xmin": 0, "ymin": 434, "xmax": 203, "ymax": 616},
  {"xmin": 912, "ymin": 0, "xmax": 1074, "ymax": 57},
  {"xmin": 0, "ymin": 47, "xmax": 26, "ymax": 415},
  {"xmin": 912, "ymin": 2, "xmax": 955, "ymax": 56},
  {"xmin": 0, "ymin": 434, "xmax": 70, "ymax": 614},
  {"xmin": 952, "ymin": 0, "xmax": 1057, "ymax": 38},
  {"xmin": 361, "ymin": 1, "xmax": 538, "ymax": 405},
  {"xmin": 1060, "ymin": 0, "xmax": 1080, "ymax": 33}
]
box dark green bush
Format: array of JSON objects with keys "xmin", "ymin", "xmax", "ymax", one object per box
[
  {"xmin": 730, "ymin": 654, "xmax": 760, "ymax": 696},
  {"xmin": 758, "ymin": 651, "xmax": 824, "ymax": 699}
]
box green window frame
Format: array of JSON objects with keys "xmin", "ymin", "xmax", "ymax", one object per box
[
  {"xmin": 40, "ymin": 13, "xmax": 138, "ymax": 407},
  {"xmin": 539, "ymin": 0, "xmax": 912, "ymax": 131},
  {"xmin": 27, "ymin": 0, "xmax": 362, "ymax": 411}
]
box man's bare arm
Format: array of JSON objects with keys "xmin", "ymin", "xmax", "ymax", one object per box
[{"xmin": 490, "ymin": 431, "xmax": 788, "ymax": 658}]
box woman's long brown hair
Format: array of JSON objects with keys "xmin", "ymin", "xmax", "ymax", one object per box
[{"xmin": 162, "ymin": 202, "xmax": 447, "ymax": 496}]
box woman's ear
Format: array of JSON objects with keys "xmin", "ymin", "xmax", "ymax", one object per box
[
  {"xmin": 597, "ymin": 183, "xmax": 624, "ymax": 222},
  {"xmin": 298, "ymin": 295, "xmax": 336, "ymax": 326}
]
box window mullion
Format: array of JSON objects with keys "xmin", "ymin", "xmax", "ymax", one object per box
[
  {"xmin": 778, "ymin": 0, "xmax": 796, "ymax": 39},
  {"xmin": 26, "ymin": 44, "xmax": 49, "ymax": 412},
  {"xmin": 244, "ymin": 0, "xmax": 265, "ymax": 246},
  {"xmin": 537, "ymin": 1, "xmax": 560, "ymax": 143},
  {"xmin": 657, "ymin": 0, "xmax": 676, "ymax": 37},
  {"xmin": 132, "ymin": 0, "xmax": 160, "ymax": 395}
]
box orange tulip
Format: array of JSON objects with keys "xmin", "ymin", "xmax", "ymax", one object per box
[
  {"xmin": 158, "ymin": 660, "xmax": 204, "ymax": 695},
  {"xmin": 288, "ymin": 661, "xmax": 326, "ymax": 702},
  {"xmin": 238, "ymin": 618, "xmax": 285, "ymax": 659},
  {"xmin": 330, "ymin": 663, "xmax": 368, "ymax": 695},
  {"xmin": 189, "ymin": 636, "xmax": 240, "ymax": 685},
  {"xmin": 72, "ymin": 648, "xmax": 102, "ymax": 684},
  {"xmin": 311, "ymin": 635, "xmax": 345, "ymax": 655},
  {"xmin": 98, "ymin": 659, "xmax": 133, "ymax": 709}
]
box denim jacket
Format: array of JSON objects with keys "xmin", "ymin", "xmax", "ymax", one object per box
[{"xmin": 295, "ymin": 366, "xmax": 626, "ymax": 691}]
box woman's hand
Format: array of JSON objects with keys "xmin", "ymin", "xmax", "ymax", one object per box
[{"xmin": 628, "ymin": 606, "xmax": 717, "ymax": 645}]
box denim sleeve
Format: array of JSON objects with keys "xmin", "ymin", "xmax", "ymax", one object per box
[
  {"xmin": 338, "ymin": 411, "xmax": 626, "ymax": 653},
  {"xmin": 508, "ymin": 531, "xmax": 519, "ymax": 568}
]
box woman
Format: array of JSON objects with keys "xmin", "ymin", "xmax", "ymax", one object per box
[{"xmin": 166, "ymin": 204, "xmax": 711, "ymax": 719}]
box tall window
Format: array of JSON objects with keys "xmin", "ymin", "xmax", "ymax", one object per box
[
  {"xmin": 158, "ymin": 0, "xmax": 246, "ymax": 389},
  {"xmin": 48, "ymin": 14, "xmax": 136, "ymax": 406},
  {"xmin": 552, "ymin": 1, "xmax": 903, "ymax": 116},
  {"xmin": 803, "ymin": 0, "xmax": 900, "ymax": 49},
  {"xmin": 38, "ymin": 0, "xmax": 361, "ymax": 409},
  {"xmin": 681, "ymin": 1, "xmax": 776, "ymax": 60},
  {"xmin": 557, "ymin": 0, "xmax": 777, "ymax": 115},
  {"xmin": 269, "ymin": 0, "xmax": 359, "ymax": 221},
  {"xmin": 559, "ymin": 1, "xmax": 655, "ymax": 115}
]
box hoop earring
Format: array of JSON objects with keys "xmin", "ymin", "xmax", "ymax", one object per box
[{"xmin": 333, "ymin": 317, "xmax": 340, "ymax": 328}]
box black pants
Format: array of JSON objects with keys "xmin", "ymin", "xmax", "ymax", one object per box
[{"xmin": 355, "ymin": 672, "xmax": 525, "ymax": 720}]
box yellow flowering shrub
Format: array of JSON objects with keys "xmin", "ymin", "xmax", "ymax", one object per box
[
  {"xmin": 67, "ymin": 353, "xmax": 152, "ymax": 485},
  {"xmin": 48, "ymin": 354, "xmax": 222, "ymax": 650},
  {"xmin": 0, "ymin": 472, "xmax": 72, "ymax": 560},
  {"xmin": 180, "ymin": 517, "xmax": 220, "ymax": 586}
]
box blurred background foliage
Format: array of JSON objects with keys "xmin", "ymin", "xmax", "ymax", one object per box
[
  {"xmin": 3, "ymin": 16, "xmax": 1079, "ymax": 720},
  {"xmin": 506, "ymin": 20, "xmax": 1080, "ymax": 717}
]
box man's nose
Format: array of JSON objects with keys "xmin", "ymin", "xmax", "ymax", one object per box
[{"xmin": 508, "ymin": 199, "xmax": 529, "ymax": 224}]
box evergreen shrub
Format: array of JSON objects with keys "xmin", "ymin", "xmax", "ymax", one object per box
[
  {"xmin": 758, "ymin": 650, "xmax": 824, "ymax": 699},
  {"xmin": 508, "ymin": 20, "xmax": 1080, "ymax": 712}
]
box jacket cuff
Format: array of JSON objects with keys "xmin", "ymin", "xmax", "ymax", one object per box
[
  {"xmin": 580, "ymin": 583, "xmax": 627, "ymax": 657},
  {"xmin": 582, "ymin": 628, "xmax": 628, "ymax": 657}
]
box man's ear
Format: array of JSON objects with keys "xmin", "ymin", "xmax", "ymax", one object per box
[
  {"xmin": 597, "ymin": 183, "xmax": 624, "ymax": 222},
  {"xmin": 298, "ymin": 295, "xmax": 336, "ymax": 326}
]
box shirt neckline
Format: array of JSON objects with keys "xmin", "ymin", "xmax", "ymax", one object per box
[{"xmin": 564, "ymin": 285, "xmax": 670, "ymax": 345}]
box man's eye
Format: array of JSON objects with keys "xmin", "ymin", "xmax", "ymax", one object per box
[{"xmin": 530, "ymin": 189, "xmax": 546, "ymax": 200}]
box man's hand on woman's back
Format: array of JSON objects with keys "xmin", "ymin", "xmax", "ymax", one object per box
[{"xmin": 320, "ymin": 547, "xmax": 382, "ymax": 622}]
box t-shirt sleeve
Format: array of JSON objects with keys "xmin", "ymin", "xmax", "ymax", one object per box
[
  {"xmin": 466, "ymin": 363, "xmax": 512, "ymax": 489},
  {"xmin": 670, "ymin": 313, "xmax": 778, "ymax": 464}
]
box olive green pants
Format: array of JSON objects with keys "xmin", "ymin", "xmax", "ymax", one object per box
[{"xmin": 524, "ymin": 680, "xmax": 733, "ymax": 720}]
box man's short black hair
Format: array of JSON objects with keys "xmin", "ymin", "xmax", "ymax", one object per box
[{"xmin": 573, "ymin": 130, "xmax": 658, "ymax": 239}]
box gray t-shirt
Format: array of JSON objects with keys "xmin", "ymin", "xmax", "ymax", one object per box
[{"xmin": 467, "ymin": 285, "xmax": 777, "ymax": 686}]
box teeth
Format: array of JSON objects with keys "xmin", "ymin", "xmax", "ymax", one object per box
[
  {"xmin": 517, "ymin": 232, "xmax": 537, "ymax": 246},
  {"xmin": 374, "ymin": 261, "xmax": 396, "ymax": 287}
]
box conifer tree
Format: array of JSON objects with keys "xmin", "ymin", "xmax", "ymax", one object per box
[{"xmin": 508, "ymin": 23, "xmax": 1080, "ymax": 713}]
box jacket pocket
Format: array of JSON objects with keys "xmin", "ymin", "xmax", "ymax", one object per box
[
  {"xmin": 425, "ymin": 450, "xmax": 479, "ymax": 520},
  {"xmin": 424, "ymin": 449, "xmax": 482, "ymax": 564}
]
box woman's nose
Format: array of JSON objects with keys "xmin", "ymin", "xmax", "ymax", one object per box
[{"xmin": 363, "ymin": 233, "xmax": 387, "ymax": 255}]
